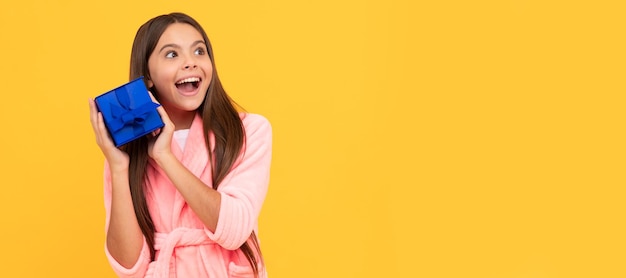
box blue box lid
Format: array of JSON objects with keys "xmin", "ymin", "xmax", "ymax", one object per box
[{"xmin": 94, "ymin": 77, "xmax": 164, "ymax": 147}]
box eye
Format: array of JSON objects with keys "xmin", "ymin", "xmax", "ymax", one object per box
[
  {"xmin": 194, "ymin": 47, "xmax": 206, "ymax": 55},
  {"xmin": 165, "ymin": 51, "xmax": 177, "ymax": 58}
]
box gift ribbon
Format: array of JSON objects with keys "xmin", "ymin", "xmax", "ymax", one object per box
[{"xmin": 108, "ymin": 87, "xmax": 160, "ymax": 135}]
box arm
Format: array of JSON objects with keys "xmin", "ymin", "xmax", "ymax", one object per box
[
  {"xmin": 204, "ymin": 115, "xmax": 272, "ymax": 249},
  {"xmin": 103, "ymin": 164, "xmax": 151, "ymax": 277},
  {"xmin": 152, "ymin": 152, "xmax": 222, "ymax": 231},
  {"xmin": 150, "ymin": 112, "xmax": 272, "ymax": 249},
  {"xmin": 104, "ymin": 165, "xmax": 147, "ymax": 269},
  {"xmin": 90, "ymin": 99, "xmax": 149, "ymax": 276},
  {"xmin": 146, "ymin": 104, "xmax": 222, "ymax": 231}
]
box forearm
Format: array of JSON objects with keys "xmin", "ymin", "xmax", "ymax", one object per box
[
  {"xmin": 106, "ymin": 167, "xmax": 145, "ymax": 268},
  {"xmin": 155, "ymin": 153, "xmax": 221, "ymax": 232}
]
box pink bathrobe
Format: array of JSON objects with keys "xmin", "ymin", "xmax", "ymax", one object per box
[{"xmin": 103, "ymin": 113, "xmax": 271, "ymax": 278}]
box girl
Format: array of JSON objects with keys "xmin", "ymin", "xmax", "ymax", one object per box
[{"xmin": 88, "ymin": 12, "xmax": 271, "ymax": 278}]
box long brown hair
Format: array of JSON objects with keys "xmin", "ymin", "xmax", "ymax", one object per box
[{"xmin": 122, "ymin": 12, "xmax": 262, "ymax": 276}]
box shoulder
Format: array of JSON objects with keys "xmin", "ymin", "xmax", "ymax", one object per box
[
  {"xmin": 240, "ymin": 113, "xmax": 272, "ymax": 135},
  {"xmin": 237, "ymin": 113, "xmax": 272, "ymax": 160}
]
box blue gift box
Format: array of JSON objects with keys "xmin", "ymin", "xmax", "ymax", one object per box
[{"xmin": 95, "ymin": 77, "xmax": 164, "ymax": 147}]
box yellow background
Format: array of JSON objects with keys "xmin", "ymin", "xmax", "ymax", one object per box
[{"xmin": 0, "ymin": 0, "xmax": 624, "ymax": 277}]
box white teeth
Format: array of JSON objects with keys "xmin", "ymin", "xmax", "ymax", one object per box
[{"xmin": 176, "ymin": 77, "xmax": 200, "ymax": 84}]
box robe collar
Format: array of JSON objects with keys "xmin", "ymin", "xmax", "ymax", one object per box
[{"xmin": 150, "ymin": 113, "xmax": 211, "ymax": 180}]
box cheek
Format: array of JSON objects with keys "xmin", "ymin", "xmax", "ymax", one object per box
[
  {"xmin": 149, "ymin": 64, "xmax": 176, "ymax": 88},
  {"xmin": 205, "ymin": 64, "xmax": 214, "ymax": 83}
]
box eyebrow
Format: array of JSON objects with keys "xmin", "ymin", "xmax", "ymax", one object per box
[{"xmin": 159, "ymin": 40, "xmax": 206, "ymax": 53}]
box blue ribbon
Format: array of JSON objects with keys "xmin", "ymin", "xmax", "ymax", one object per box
[{"xmin": 108, "ymin": 87, "xmax": 160, "ymax": 136}]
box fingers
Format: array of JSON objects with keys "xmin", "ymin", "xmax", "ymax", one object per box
[
  {"xmin": 88, "ymin": 98, "xmax": 100, "ymax": 134},
  {"xmin": 95, "ymin": 112, "xmax": 107, "ymax": 145},
  {"xmin": 151, "ymin": 128, "xmax": 162, "ymax": 137},
  {"xmin": 147, "ymin": 91, "xmax": 175, "ymax": 130},
  {"xmin": 154, "ymin": 104, "xmax": 175, "ymax": 130},
  {"xmin": 148, "ymin": 91, "xmax": 160, "ymax": 104},
  {"xmin": 88, "ymin": 99, "xmax": 106, "ymax": 143},
  {"xmin": 89, "ymin": 99, "xmax": 107, "ymax": 137},
  {"xmin": 88, "ymin": 98, "xmax": 116, "ymax": 149}
]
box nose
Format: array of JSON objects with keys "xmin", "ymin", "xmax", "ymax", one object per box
[{"xmin": 183, "ymin": 55, "xmax": 198, "ymax": 70}]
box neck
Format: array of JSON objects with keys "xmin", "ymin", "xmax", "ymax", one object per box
[{"xmin": 165, "ymin": 108, "xmax": 196, "ymax": 130}]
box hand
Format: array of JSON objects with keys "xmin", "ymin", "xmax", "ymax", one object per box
[
  {"xmin": 147, "ymin": 92, "xmax": 176, "ymax": 163},
  {"xmin": 88, "ymin": 98, "xmax": 129, "ymax": 170}
]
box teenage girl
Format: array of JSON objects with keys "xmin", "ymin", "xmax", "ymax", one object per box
[{"xmin": 88, "ymin": 12, "xmax": 271, "ymax": 278}]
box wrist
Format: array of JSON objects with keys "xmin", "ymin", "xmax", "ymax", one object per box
[
  {"xmin": 153, "ymin": 151, "xmax": 175, "ymax": 168},
  {"xmin": 109, "ymin": 165, "xmax": 129, "ymax": 180},
  {"xmin": 107, "ymin": 160, "xmax": 129, "ymax": 173}
]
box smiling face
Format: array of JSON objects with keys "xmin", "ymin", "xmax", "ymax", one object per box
[{"xmin": 146, "ymin": 22, "xmax": 213, "ymax": 127}]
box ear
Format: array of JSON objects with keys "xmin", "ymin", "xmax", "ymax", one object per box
[{"xmin": 146, "ymin": 79, "xmax": 154, "ymax": 89}]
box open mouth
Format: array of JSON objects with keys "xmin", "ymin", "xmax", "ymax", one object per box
[{"xmin": 175, "ymin": 77, "xmax": 201, "ymax": 93}]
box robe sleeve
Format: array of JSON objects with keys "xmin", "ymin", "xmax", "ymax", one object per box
[
  {"xmin": 103, "ymin": 162, "xmax": 151, "ymax": 278},
  {"xmin": 205, "ymin": 114, "xmax": 273, "ymax": 250}
]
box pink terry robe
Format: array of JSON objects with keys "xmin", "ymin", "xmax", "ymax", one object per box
[{"xmin": 103, "ymin": 113, "xmax": 272, "ymax": 278}]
